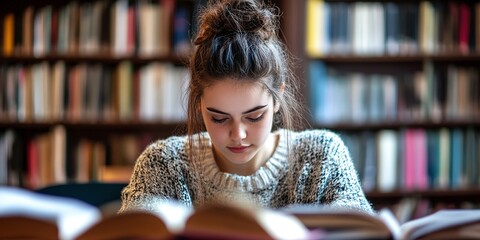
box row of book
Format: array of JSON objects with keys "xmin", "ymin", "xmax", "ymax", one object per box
[
  {"xmin": 0, "ymin": 127, "xmax": 157, "ymax": 189},
  {"xmin": 338, "ymin": 127, "xmax": 480, "ymax": 193},
  {"xmin": 306, "ymin": 0, "xmax": 480, "ymax": 56},
  {"xmin": 3, "ymin": 126, "xmax": 478, "ymax": 192},
  {"xmin": 309, "ymin": 61, "xmax": 480, "ymax": 124},
  {"xmin": 0, "ymin": 126, "xmax": 66, "ymax": 189},
  {"xmin": 1, "ymin": 0, "xmax": 193, "ymax": 57},
  {"xmin": 0, "ymin": 61, "xmax": 189, "ymax": 122}
]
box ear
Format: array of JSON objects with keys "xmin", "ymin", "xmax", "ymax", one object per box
[{"xmin": 274, "ymin": 83, "xmax": 286, "ymax": 113}]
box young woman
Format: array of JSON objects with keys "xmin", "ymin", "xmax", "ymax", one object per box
[{"xmin": 119, "ymin": 0, "xmax": 373, "ymax": 214}]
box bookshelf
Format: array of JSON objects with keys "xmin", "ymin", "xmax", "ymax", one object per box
[
  {"xmin": 0, "ymin": 0, "xmax": 194, "ymax": 188},
  {"xmin": 2, "ymin": 0, "xmax": 480, "ymax": 219},
  {"xmin": 304, "ymin": 0, "xmax": 480, "ymax": 218}
]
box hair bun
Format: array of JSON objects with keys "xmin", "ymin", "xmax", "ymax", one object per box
[{"xmin": 196, "ymin": 0, "xmax": 278, "ymax": 43}]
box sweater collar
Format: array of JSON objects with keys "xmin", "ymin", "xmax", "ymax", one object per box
[{"xmin": 191, "ymin": 130, "xmax": 289, "ymax": 191}]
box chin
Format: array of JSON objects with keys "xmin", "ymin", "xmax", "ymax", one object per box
[
  {"xmin": 225, "ymin": 152, "xmax": 256, "ymax": 165},
  {"xmin": 228, "ymin": 157, "xmax": 252, "ymax": 165}
]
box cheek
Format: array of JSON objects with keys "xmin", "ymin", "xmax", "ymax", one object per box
[
  {"xmin": 252, "ymin": 115, "xmax": 275, "ymax": 140},
  {"xmin": 205, "ymin": 123, "xmax": 227, "ymax": 143}
]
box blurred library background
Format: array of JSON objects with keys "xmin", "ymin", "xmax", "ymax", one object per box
[{"xmin": 1, "ymin": 0, "xmax": 479, "ymax": 223}]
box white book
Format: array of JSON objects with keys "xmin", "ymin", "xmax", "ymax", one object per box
[
  {"xmin": 52, "ymin": 61, "xmax": 66, "ymax": 120},
  {"xmin": 32, "ymin": 64, "xmax": 45, "ymax": 120},
  {"xmin": 33, "ymin": 8, "xmax": 45, "ymax": 57},
  {"xmin": 139, "ymin": 63, "xmax": 156, "ymax": 121},
  {"xmin": 159, "ymin": 64, "xmax": 172, "ymax": 122},
  {"xmin": 371, "ymin": 3, "xmax": 385, "ymax": 55},
  {"xmin": 350, "ymin": 73, "xmax": 367, "ymax": 123},
  {"xmin": 352, "ymin": 3, "xmax": 369, "ymax": 55},
  {"xmin": 138, "ymin": 1, "xmax": 160, "ymax": 56},
  {"xmin": 174, "ymin": 67, "xmax": 189, "ymax": 122},
  {"xmin": 382, "ymin": 75, "xmax": 397, "ymax": 121},
  {"xmin": 377, "ymin": 130, "xmax": 398, "ymax": 192},
  {"xmin": 113, "ymin": 0, "xmax": 129, "ymax": 56}
]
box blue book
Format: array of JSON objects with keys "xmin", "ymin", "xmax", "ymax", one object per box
[
  {"xmin": 384, "ymin": 2, "xmax": 399, "ymax": 54},
  {"xmin": 449, "ymin": 129, "xmax": 463, "ymax": 188},
  {"xmin": 308, "ymin": 61, "xmax": 328, "ymax": 124},
  {"xmin": 173, "ymin": 4, "xmax": 192, "ymax": 55}
]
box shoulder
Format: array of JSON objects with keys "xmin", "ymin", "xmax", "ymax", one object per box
[
  {"xmin": 137, "ymin": 135, "xmax": 188, "ymax": 165},
  {"xmin": 289, "ymin": 128, "xmax": 345, "ymax": 150},
  {"xmin": 145, "ymin": 135, "xmax": 186, "ymax": 152},
  {"xmin": 286, "ymin": 129, "xmax": 350, "ymax": 166}
]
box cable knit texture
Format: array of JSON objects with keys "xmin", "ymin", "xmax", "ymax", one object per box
[{"xmin": 119, "ymin": 129, "xmax": 374, "ymax": 214}]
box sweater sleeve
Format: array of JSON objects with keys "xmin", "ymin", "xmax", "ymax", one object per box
[
  {"xmin": 319, "ymin": 131, "xmax": 374, "ymax": 214},
  {"xmin": 118, "ymin": 139, "xmax": 192, "ymax": 213},
  {"xmin": 294, "ymin": 130, "xmax": 374, "ymax": 214}
]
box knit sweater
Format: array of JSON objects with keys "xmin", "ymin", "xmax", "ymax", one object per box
[{"xmin": 119, "ymin": 129, "xmax": 374, "ymax": 214}]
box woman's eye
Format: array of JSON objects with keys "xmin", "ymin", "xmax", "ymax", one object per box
[
  {"xmin": 211, "ymin": 117, "xmax": 228, "ymax": 123},
  {"xmin": 247, "ymin": 114, "xmax": 264, "ymax": 122}
]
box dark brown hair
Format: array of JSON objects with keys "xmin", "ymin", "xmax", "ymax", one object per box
[{"xmin": 186, "ymin": 0, "xmax": 305, "ymax": 156}]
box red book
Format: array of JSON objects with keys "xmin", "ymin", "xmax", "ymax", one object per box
[
  {"xmin": 126, "ymin": 5, "xmax": 135, "ymax": 55},
  {"xmin": 458, "ymin": 3, "xmax": 470, "ymax": 54},
  {"xmin": 414, "ymin": 129, "xmax": 428, "ymax": 190},
  {"xmin": 50, "ymin": 7, "xmax": 58, "ymax": 54},
  {"xmin": 27, "ymin": 139, "xmax": 39, "ymax": 189}
]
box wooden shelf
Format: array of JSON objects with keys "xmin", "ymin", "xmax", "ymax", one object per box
[
  {"xmin": 367, "ymin": 189, "xmax": 480, "ymax": 203},
  {"xmin": 0, "ymin": 54, "xmax": 189, "ymax": 65},
  {"xmin": 309, "ymin": 53, "xmax": 480, "ymax": 63},
  {"xmin": 2, "ymin": 120, "xmax": 478, "ymax": 132},
  {"xmin": 0, "ymin": 121, "xmax": 187, "ymax": 132},
  {"xmin": 312, "ymin": 120, "xmax": 480, "ymax": 131},
  {"xmin": 368, "ymin": 189, "xmax": 480, "ymax": 198}
]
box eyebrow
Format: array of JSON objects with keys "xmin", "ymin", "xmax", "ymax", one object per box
[{"xmin": 206, "ymin": 105, "xmax": 268, "ymax": 115}]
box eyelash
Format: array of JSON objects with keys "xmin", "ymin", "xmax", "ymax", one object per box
[
  {"xmin": 211, "ymin": 117, "xmax": 227, "ymax": 124},
  {"xmin": 211, "ymin": 114, "xmax": 264, "ymax": 124},
  {"xmin": 247, "ymin": 114, "xmax": 264, "ymax": 122}
]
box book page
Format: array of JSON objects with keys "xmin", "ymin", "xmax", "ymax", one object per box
[
  {"xmin": 400, "ymin": 210, "xmax": 480, "ymax": 240},
  {"xmin": 0, "ymin": 186, "xmax": 101, "ymax": 239}
]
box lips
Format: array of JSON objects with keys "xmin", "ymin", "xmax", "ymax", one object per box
[{"xmin": 227, "ymin": 145, "xmax": 250, "ymax": 153}]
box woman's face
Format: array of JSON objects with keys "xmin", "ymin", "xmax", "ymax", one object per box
[{"xmin": 200, "ymin": 78, "xmax": 276, "ymax": 172}]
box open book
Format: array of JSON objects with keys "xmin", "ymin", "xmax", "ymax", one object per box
[
  {"xmin": 0, "ymin": 186, "xmax": 315, "ymax": 240},
  {"xmin": 400, "ymin": 209, "xmax": 480, "ymax": 240},
  {"xmin": 4, "ymin": 186, "xmax": 480, "ymax": 240},
  {"xmin": 282, "ymin": 204, "xmax": 480, "ymax": 240},
  {"xmin": 0, "ymin": 186, "xmax": 101, "ymax": 239},
  {"xmin": 281, "ymin": 204, "xmax": 400, "ymax": 240},
  {"xmin": 79, "ymin": 200, "xmax": 318, "ymax": 240}
]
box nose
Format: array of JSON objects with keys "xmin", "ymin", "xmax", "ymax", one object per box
[{"xmin": 230, "ymin": 122, "xmax": 247, "ymax": 142}]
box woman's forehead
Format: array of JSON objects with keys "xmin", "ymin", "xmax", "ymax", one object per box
[{"xmin": 201, "ymin": 79, "xmax": 272, "ymax": 111}]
